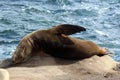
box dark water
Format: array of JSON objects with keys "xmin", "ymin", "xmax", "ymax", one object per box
[{"xmin": 0, "ymin": 0, "xmax": 120, "ymax": 61}]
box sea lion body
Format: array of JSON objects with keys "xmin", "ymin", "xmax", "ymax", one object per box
[
  {"xmin": 41, "ymin": 36, "xmax": 107, "ymax": 60},
  {"xmin": 11, "ymin": 24, "xmax": 108, "ymax": 65},
  {"xmin": 12, "ymin": 30, "xmax": 75, "ymax": 63}
]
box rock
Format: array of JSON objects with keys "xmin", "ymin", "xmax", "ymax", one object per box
[
  {"xmin": 0, "ymin": 55, "xmax": 120, "ymax": 80},
  {"xmin": 0, "ymin": 69, "xmax": 9, "ymax": 80},
  {"xmin": 71, "ymin": 55, "xmax": 118, "ymax": 73}
]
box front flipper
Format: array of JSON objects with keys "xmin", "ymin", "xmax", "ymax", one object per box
[{"xmin": 49, "ymin": 24, "xmax": 86, "ymax": 35}]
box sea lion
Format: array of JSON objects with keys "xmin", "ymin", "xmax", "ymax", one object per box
[
  {"xmin": 11, "ymin": 24, "xmax": 87, "ymax": 64},
  {"xmin": 1, "ymin": 24, "xmax": 110, "ymax": 67}
]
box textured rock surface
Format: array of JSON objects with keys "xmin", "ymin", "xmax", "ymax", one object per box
[
  {"xmin": 1, "ymin": 55, "xmax": 120, "ymax": 80},
  {"xmin": 0, "ymin": 69, "xmax": 9, "ymax": 80}
]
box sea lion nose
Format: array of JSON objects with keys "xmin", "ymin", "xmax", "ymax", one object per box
[{"xmin": 105, "ymin": 48, "xmax": 113, "ymax": 54}]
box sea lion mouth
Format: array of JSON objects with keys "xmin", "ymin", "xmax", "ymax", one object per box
[
  {"xmin": 104, "ymin": 48, "xmax": 114, "ymax": 58},
  {"xmin": 105, "ymin": 48, "xmax": 114, "ymax": 54}
]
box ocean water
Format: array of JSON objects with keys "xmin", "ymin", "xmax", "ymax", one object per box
[{"xmin": 0, "ymin": 0, "xmax": 120, "ymax": 61}]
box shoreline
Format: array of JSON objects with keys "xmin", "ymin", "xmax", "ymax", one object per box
[{"xmin": 1, "ymin": 55, "xmax": 120, "ymax": 80}]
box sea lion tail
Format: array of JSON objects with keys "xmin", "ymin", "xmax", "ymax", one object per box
[{"xmin": 49, "ymin": 24, "xmax": 86, "ymax": 35}]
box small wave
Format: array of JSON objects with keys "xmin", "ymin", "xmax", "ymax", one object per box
[
  {"xmin": 0, "ymin": 30, "xmax": 18, "ymax": 36},
  {"xmin": 99, "ymin": 43, "xmax": 120, "ymax": 49},
  {"xmin": 95, "ymin": 30, "xmax": 109, "ymax": 36},
  {"xmin": 0, "ymin": 18, "xmax": 14, "ymax": 25},
  {"xmin": 74, "ymin": 9, "xmax": 98, "ymax": 17},
  {"xmin": 83, "ymin": 0, "xmax": 119, "ymax": 3},
  {"xmin": 111, "ymin": 48, "xmax": 120, "ymax": 61},
  {"xmin": 45, "ymin": 0, "xmax": 72, "ymax": 6},
  {"xmin": 22, "ymin": 18, "xmax": 40, "ymax": 23},
  {"xmin": 0, "ymin": 44, "xmax": 16, "ymax": 59},
  {"xmin": 11, "ymin": 3, "xmax": 28, "ymax": 8},
  {"xmin": 0, "ymin": 40, "xmax": 19, "ymax": 45},
  {"xmin": 24, "ymin": 7, "xmax": 41, "ymax": 15},
  {"xmin": 52, "ymin": 9, "xmax": 67, "ymax": 14}
]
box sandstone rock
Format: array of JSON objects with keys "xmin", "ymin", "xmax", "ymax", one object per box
[
  {"xmin": 1, "ymin": 55, "xmax": 119, "ymax": 80},
  {"xmin": 0, "ymin": 69, "xmax": 9, "ymax": 80}
]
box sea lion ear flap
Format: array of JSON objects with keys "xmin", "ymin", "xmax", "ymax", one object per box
[{"xmin": 49, "ymin": 24, "xmax": 86, "ymax": 35}]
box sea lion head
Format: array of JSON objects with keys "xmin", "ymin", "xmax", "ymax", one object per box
[
  {"xmin": 12, "ymin": 37, "xmax": 33, "ymax": 64},
  {"xmin": 97, "ymin": 47, "xmax": 113, "ymax": 57}
]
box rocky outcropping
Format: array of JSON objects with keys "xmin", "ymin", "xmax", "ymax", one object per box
[
  {"xmin": 0, "ymin": 69, "xmax": 9, "ymax": 80},
  {"xmin": 0, "ymin": 55, "xmax": 120, "ymax": 80}
]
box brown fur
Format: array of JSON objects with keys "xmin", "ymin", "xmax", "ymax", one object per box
[{"xmin": 11, "ymin": 24, "xmax": 108, "ymax": 64}]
